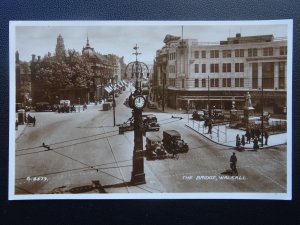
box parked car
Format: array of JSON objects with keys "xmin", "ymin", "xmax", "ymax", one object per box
[
  {"xmin": 103, "ymin": 102, "xmax": 112, "ymax": 111},
  {"xmin": 147, "ymin": 101, "xmax": 157, "ymax": 109},
  {"xmin": 145, "ymin": 135, "xmax": 167, "ymax": 160},
  {"xmin": 143, "ymin": 114, "xmax": 160, "ymax": 132},
  {"xmin": 106, "ymin": 97, "xmax": 113, "ymax": 102},
  {"xmin": 118, "ymin": 118, "xmax": 134, "ymax": 134},
  {"xmin": 35, "ymin": 102, "xmax": 53, "ymax": 112},
  {"xmin": 192, "ymin": 110, "xmax": 205, "ymax": 121},
  {"xmin": 212, "ymin": 109, "xmax": 225, "ymax": 120},
  {"xmin": 57, "ymin": 100, "xmax": 73, "ymax": 113},
  {"xmin": 260, "ymin": 111, "xmax": 271, "ymax": 121},
  {"xmin": 16, "ymin": 103, "xmax": 30, "ymax": 112},
  {"xmin": 162, "ymin": 130, "xmax": 189, "ymax": 154}
]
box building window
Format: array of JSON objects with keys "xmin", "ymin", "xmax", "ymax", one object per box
[
  {"xmin": 169, "ymin": 52, "xmax": 176, "ymax": 60},
  {"xmin": 227, "ymin": 78, "xmax": 231, "ymax": 87},
  {"xmin": 279, "ymin": 62, "xmax": 285, "ymax": 89},
  {"xmin": 195, "ymin": 79, "xmax": 199, "ymax": 88},
  {"xmin": 215, "ymin": 79, "xmax": 219, "ymax": 87},
  {"xmin": 210, "ymin": 78, "xmax": 219, "ymax": 88},
  {"xmin": 235, "ymin": 49, "xmax": 244, "ymax": 57},
  {"xmin": 202, "ymin": 64, "xmax": 206, "ymax": 73},
  {"xmin": 262, "ymin": 62, "xmax": 274, "ymax": 89},
  {"xmin": 222, "ymin": 78, "xmax": 231, "ymax": 87},
  {"xmin": 210, "ymin": 64, "xmax": 219, "ymax": 73},
  {"xmin": 222, "ymin": 50, "xmax": 231, "ymax": 58},
  {"xmin": 235, "ymin": 78, "xmax": 244, "ymax": 87},
  {"xmin": 210, "ymin": 79, "xmax": 214, "ymax": 87},
  {"xmin": 210, "ymin": 50, "xmax": 219, "ymax": 58},
  {"xmin": 222, "ymin": 63, "xmax": 231, "ymax": 72},
  {"xmin": 182, "ymin": 79, "xmax": 185, "ymax": 88},
  {"xmin": 202, "ymin": 79, "xmax": 206, "ymax": 87},
  {"xmin": 194, "ymin": 64, "xmax": 199, "ymax": 73},
  {"xmin": 202, "ymin": 50, "xmax": 206, "ymax": 58},
  {"xmin": 252, "ymin": 63, "xmax": 258, "ymax": 89},
  {"xmin": 169, "ymin": 78, "xmax": 175, "ymax": 87},
  {"xmin": 248, "ymin": 48, "xmax": 258, "ymax": 57},
  {"xmin": 194, "ymin": 51, "xmax": 199, "ymax": 59},
  {"xmin": 235, "ymin": 63, "xmax": 244, "ymax": 72},
  {"xmin": 263, "ymin": 47, "xmax": 273, "ymax": 56},
  {"xmin": 280, "ymin": 46, "xmax": 287, "ymax": 55}
]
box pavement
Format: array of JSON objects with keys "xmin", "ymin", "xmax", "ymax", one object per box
[{"xmin": 156, "ymin": 105, "xmax": 287, "ymax": 150}]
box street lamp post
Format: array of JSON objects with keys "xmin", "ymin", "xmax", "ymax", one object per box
[
  {"xmin": 125, "ymin": 44, "xmax": 150, "ymax": 185},
  {"xmin": 208, "ymin": 75, "xmax": 211, "ymax": 118},
  {"xmin": 261, "ymin": 76, "xmax": 264, "ymax": 147},
  {"xmin": 112, "ymin": 84, "xmax": 116, "ymax": 127},
  {"xmin": 162, "ymin": 71, "xmax": 166, "ymax": 112},
  {"xmin": 78, "ymin": 97, "xmax": 80, "ymax": 113}
]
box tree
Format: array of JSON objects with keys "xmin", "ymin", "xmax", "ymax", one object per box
[{"xmin": 35, "ymin": 49, "xmax": 94, "ymax": 96}]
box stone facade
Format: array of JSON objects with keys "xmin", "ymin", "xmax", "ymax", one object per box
[{"xmin": 153, "ymin": 33, "xmax": 287, "ymax": 113}]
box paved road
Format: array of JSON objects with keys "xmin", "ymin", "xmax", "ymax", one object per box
[{"xmin": 14, "ymin": 89, "xmax": 287, "ymax": 196}]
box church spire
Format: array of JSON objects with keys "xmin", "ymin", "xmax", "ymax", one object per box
[
  {"xmin": 86, "ymin": 33, "xmax": 90, "ymax": 48},
  {"xmin": 55, "ymin": 33, "xmax": 66, "ymax": 62}
]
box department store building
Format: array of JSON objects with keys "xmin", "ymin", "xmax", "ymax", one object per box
[{"xmin": 154, "ymin": 33, "xmax": 287, "ymax": 113}]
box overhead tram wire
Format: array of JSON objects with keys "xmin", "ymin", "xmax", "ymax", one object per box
[
  {"xmin": 16, "ymin": 129, "xmax": 119, "ymax": 153},
  {"xmin": 16, "ymin": 131, "xmax": 120, "ymax": 156},
  {"xmin": 16, "ymin": 158, "xmax": 133, "ymax": 181}
]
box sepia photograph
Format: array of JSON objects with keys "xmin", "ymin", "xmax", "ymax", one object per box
[{"xmin": 9, "ymin": 20, "xmax": 292, "ymax": 200}]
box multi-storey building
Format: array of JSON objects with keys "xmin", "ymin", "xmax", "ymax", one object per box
[
  {"xmin": 154, "ymin": 33, "xmax": 287, "ymax": 113},
  {"xmin": 16, "ymin": 51, "xmax": 32, "ymax": 106}
]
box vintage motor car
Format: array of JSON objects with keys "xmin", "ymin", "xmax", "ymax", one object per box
[
  {"xmin": 143, "ymin": 114, "xmax": 160, "ymax": 132},
  {"xmin": 145, "ymin": 135, "xmax": 167, "ymax": 160},
  {"xmin": 162, "ymin": 130, "xmax": 189, "ymax": 154},
  {"xmin": 35, "ymin": 102, "xmax": 53, "ymax": 112},
  {"xmin": 192, "ymin": 110, "xmax": 205, "ymax": 121},
  {"xmin": 260, "ymin": 111, "xmax": 271, "ymax": 121},
  {"xmin": 212, "ymin": 109, "xmax": 225, "ymax": 120},
  {"xmin": 16, "ymin": 103, "xmax": 30, "ymax": 112},
  {"xmin": 147, "ymin": 101, "xmax": 157, "ymax": 109},
  {"xmin": 118, "ymin": 117, "xmax": 134, "ymax": 134}
]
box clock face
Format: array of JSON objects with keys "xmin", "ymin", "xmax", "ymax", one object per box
[{"xmin": 134, "ymin": 96, "xmax": 146, "ymax": 109}]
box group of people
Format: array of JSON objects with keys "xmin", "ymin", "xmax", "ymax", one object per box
[{"xmin": 236, "ymin": 128, "xmax": 269, "ymax": 150}]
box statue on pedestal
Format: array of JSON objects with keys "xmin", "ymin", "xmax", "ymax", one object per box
[{"xmin": 245, "ymin": 92, "xmax": 252, "ymax": 108}]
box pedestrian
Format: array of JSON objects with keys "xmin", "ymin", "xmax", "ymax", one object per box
[
  {"xmin": 245, "ymin": 129, "xmax": 251, "ymax": 144},
  {"xmin": 208, "ymin": 120, "xmax": 212, "ymax": 134},
  {"xmin": 264, "ymin": 131, "xmax": 269, "ymax": 145},
  {"xmin": 253, "ymin": 136, "xmax": 259, "ymax": 150},
  {"xmin": 15, "ymin": 120, "xmax": 18, "ymax": 130},
  {"xmin": 236, "ymin": 134, "xmax": 241, "ymax": 148},
  {"xmin": 33, "ymin": 116, "xmax": 36, "ymax": 126},
  {"xmin": 251, "ymin": 128, "xmax": 255, "ymax": 140},
  {"xmin": 256, "ymin": 129, "xmax": 261, "ymax": 142},
  {"xmin": 241, "ymin": 135, "xmax": 245, "ymax": 147},
  {"xmin": 230, "ymin": 152, "xmax": 238, "ymax": 174}
]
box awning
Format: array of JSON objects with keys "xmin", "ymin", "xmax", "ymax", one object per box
[{"xmin": 104, "ymin": 87, "xmax": 112, "ymax": 93}]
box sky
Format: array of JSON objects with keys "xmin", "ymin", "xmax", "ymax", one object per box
[{"xmin": 13, "ymin": 21, "xmax": 289, "ymax": 64}]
